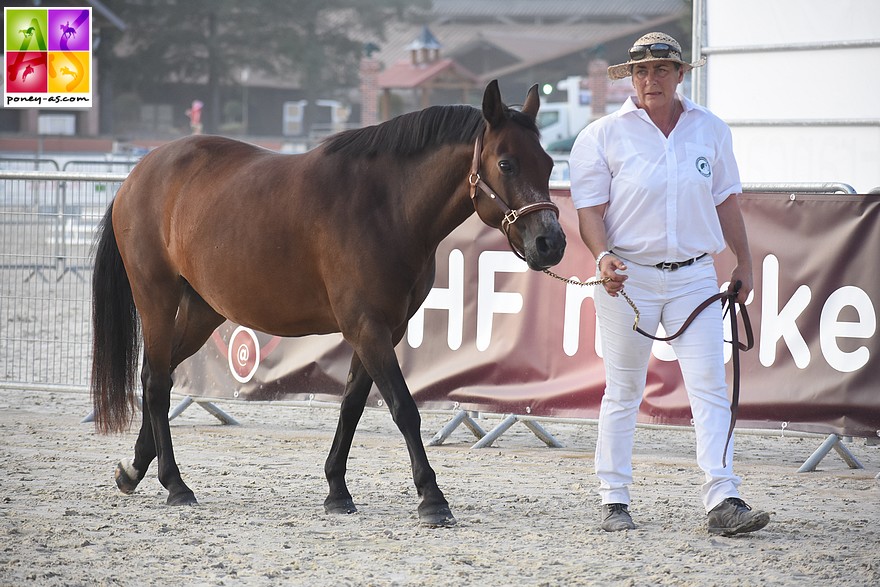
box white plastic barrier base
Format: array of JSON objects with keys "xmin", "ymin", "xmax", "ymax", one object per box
[
  {"xmin": 796, "ymin": 434, "xmax": 864, "ymax": 473},
  {"xmin": 81, "ymin": 395, "xmax": 239, "ymax": 426}
]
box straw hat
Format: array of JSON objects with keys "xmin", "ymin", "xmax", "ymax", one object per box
[{"xmin": 607, "ymin": 32, "xmax": 706, "ymax": 80}]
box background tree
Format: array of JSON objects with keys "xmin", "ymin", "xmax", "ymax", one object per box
[{"xmin": 99, "ymin": 0, "xmax": 427, "ymax": 134}]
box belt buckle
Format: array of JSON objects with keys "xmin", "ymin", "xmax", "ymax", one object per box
[{"xmin": 661, "ymin": 261, "xmax": 681, "ymax": 271}]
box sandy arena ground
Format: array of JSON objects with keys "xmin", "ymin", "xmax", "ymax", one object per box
[{"xmin": 1, "ymin": 387, "xmax": 878, "ymax": 586}]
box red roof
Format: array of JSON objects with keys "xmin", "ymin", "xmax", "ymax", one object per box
[{"xmin": 377, "ymin": 57, "xmax": 479, "ymax": 89}]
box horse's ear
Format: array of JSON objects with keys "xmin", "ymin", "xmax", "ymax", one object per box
[
  {"xmin": 482, "ymin": 79, "xmax": 506, "ymax": 128},
  {"xmin": 521, "ymin": 84, "xmax": 540, "ymax": 121}
]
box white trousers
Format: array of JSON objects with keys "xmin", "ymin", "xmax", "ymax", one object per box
[{"xmin": 593, "ymin": 254, "xmax": 741, "ymax": 512}]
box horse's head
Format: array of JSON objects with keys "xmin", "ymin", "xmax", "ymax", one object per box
[{"xmin": 471, "ymin": 80, "xmax": 566, "ymax": 271}]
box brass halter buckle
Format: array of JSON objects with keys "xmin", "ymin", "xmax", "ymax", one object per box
[
  {"xmin": 502, "ymin": 209, "xmax": 519, "ymax": 229},
  {"xmin": 468, "ymin": 173, "xmax": 480, "ymax": 190}
]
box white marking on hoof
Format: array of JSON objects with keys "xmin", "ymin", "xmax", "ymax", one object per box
[{"xmin": 119, "ymin": 459, "xmax": 140, "ymax": 481}]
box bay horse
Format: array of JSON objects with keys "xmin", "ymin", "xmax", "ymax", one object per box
[{"xmin": 90, "ymin": 80, "xmax": 565, "ymax": 527}]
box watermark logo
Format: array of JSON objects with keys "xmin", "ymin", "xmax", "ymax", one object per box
[{"xmin": 4, "ymin": 7, "xmax": 92, "ymax": 108}]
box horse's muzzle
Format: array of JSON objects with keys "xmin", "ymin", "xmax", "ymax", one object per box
[{"xmin": 526, "ymin": 223, "xmax": 566, "ymax": 270}]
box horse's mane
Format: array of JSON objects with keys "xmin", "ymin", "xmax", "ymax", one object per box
[{"xmin": 322, "ymin": 103, "xmax": 538, "ymax": 158}]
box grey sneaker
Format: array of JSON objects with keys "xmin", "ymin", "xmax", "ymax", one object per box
[
  {"xmin": 707, "ymin": 497, "xmax": 770, "ymax": 536},
  {"xmin": 601, "ymin": 503, "xmax": 636, "ymax": 532}
]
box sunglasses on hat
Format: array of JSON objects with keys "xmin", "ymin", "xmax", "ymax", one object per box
[{"xmin": 628, "ymin": 43, "xmax": 677, "ymax": 61}]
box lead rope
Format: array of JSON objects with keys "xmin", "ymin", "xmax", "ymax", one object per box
[
  {"xmin": 542, "ymin": 270, "xmax": 643, "ymax": 328},
  {"xmin": 543, "ymin": 269, "xmax": 753, "ymax": 467}
]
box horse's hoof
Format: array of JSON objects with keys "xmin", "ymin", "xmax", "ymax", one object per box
[
  {"xmin": 114, "ymin": 461, "xmax": 140, "ymax": 495},
  {"xmin": 324, "ymin": 497, "xmax": 357, "ymax": 515},
  {"xmin": 418, "ymin": 505, "xmax": 457, "ymax": 528},
  {"xmin": 166, "ymin": 492, "xmax": 198, "ymax": 506}
]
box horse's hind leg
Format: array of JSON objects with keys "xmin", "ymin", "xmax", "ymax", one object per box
[
  {"xmin": 141, "ymin": 354, "xmax": 196, "ymax": 505},
  {"xmin": 114, "ymin": 359, "xmax": 156, "ymax": 495},
  {"xmin": 324, "ymin": 353, "xmax": 373, "ymax": 515},
  {"xmin": 120, "ymin": 283, "xmax": 223, "ymax": 505}
]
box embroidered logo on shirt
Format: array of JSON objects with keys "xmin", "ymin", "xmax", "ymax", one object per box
[{"xmin": 695, "ymin": 156, "xmax": 711, "ymax": 177}]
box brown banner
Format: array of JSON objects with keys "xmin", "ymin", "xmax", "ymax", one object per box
[{"xmin": 174, "ymin": 191, "xmax": 880, "ymax": 437}]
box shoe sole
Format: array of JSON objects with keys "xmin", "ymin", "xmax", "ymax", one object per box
[
  {"xmin": 708, "ymin": 512, "xmax": 770, "ymax": 537},
  {"xmin": 601, "ymin": 522, "xmax": 636, "ymax": 532}
]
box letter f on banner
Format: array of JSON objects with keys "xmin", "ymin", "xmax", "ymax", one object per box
[{"xmin": 476, "ymin": 251, "xmax": 527, "ymax": 351}]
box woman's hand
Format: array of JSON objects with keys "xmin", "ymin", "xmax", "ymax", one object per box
[
  {"xmin": 728, "ymin": 267, "xmax": 753, "ymax": 304},
  {"xmin": 599, "ymin": 255, "xmax": 628, "ymax": 297}
]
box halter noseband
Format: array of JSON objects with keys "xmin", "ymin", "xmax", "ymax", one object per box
[{"xmin": 468, "ymin": 130, "xmax": 559, "ymax": 259}]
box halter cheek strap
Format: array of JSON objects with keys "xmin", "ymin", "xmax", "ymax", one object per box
[{"xmin": 468, "ymin": 131, "xmax": 559, "ymax": 242}]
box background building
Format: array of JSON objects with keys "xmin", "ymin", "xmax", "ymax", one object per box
[{"xmin": 1, "ymin": 1, "xmax": 689, "ymax": 152}]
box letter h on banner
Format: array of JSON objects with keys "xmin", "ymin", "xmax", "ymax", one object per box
[{"xmin": 407, "ymin": 249, "xmax": 465, "ymax": 350}]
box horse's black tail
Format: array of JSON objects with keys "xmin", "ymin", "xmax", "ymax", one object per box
[{"xmin": 90, "ymin": 201, "xmax": 139, "ymax": 434}]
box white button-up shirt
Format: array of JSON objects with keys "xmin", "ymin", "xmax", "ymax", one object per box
[{"xmin": 569, "ymin": 93, "xmax": 742, "ymax": 266}]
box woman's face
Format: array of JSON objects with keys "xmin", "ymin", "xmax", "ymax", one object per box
[{"xmin": 631, "ymin": 61, "xmax": 684, "ymax": 112}]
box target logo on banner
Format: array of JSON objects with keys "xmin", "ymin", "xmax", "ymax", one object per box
[{"xmin": 227, "ymin": 326, "xmax": 261, "ymax": 383}]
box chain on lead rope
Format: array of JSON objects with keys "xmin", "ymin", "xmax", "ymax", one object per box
[{"xmin": 542, "ymin": 269, "xmax": 642, "ymax": 330}]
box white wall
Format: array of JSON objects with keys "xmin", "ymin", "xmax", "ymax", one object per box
[{"xmin": 702, "ymin": 0, "xmax": 880, "ymax": 192}]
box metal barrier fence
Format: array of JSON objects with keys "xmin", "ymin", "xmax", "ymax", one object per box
[
  {"xmin": 0, "ymin": 170, "xmax": 127, "ymax": 392},
  {"xmin": 0, "ymin": 157, "xmax": 141, "ymax": 173},
  {"xmin": 0, "ymin": 168, "xmax": 865, "ymax": 395},
  {"xmin": 2, "ymin": 170, "xmax": 872, "ymax": 469}
]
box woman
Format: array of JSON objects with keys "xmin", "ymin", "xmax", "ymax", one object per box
[{"xmin": 569, "ymin": 32, "xmax": 770, "ymax": 536}]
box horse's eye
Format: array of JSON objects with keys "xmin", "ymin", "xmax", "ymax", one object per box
[{"xmin": 498, "ymin": 160, "xmax": 514, "ymax": 174}]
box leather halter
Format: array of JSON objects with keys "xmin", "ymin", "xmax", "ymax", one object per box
[{"xmin": 467, "ymin": 130, "xmax": 559, "ymax": 259}]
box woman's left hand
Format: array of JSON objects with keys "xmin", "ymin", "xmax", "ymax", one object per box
[{"xmin": 728, "ymin": 267, "xmax": 753, "ymax": 304}]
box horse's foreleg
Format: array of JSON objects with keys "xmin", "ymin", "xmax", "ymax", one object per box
[
  {"xmin": 324, "ymin": 353, "xmax": 373, "ymax": 515},
  {"xmin": 357, "ymin": 336, "xmax": 455, "ymax": 527},
  {"xmin": 385, "ymin": 387, "xmax": 455, "ymax": 527}
]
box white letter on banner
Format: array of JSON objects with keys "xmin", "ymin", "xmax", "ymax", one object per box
[
  {"xmin": 759, "ymin": 254, "xmax": 811, "ymax": 368},
  {"xmin": 407, "ymin": 249, "xmax": 464, "ymax": 350},
  {"xmin": 587, "ymin": 292, "xmax": 676, "ymax": 361},
  {"xmin": 651, "ymin": 325, "xmax": 677, "ymax": 362},
  {"xmin": 563, "ymin": 280, "xmax": 595, "ymax": 356},
  {"xmin": 476, "ymin": 250, "xmax": 527, "ymax": 351},
  {"xmin": 721, "ymin": 282, "xmax": 755, "ymax": 364},
  {"xmin": 819, "ymin": 286, "xmax": 875, "ymax": 373}
]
